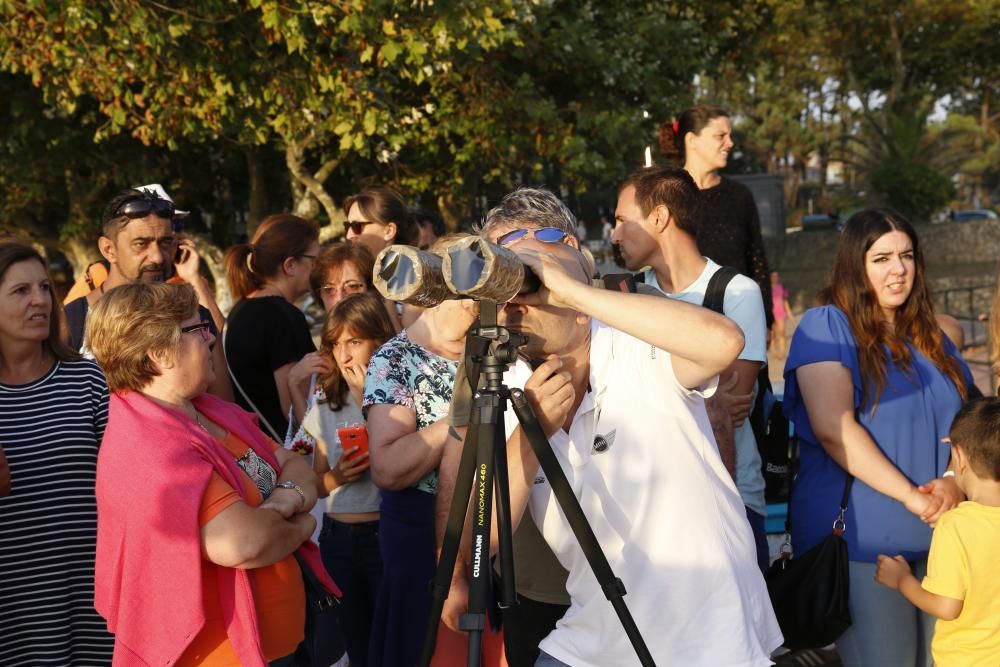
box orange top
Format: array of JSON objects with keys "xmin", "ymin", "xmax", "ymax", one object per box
[{"xmin": 175, "ymin": 433, "xmax": 305, "ymax": 666}]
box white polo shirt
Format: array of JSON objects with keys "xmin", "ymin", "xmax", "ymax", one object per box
[
  {"xmin": 503, "ymin": 319, "xmax": 782, "ymax": 667},
  {"xmin": 643, "ymin": 259, "xmax": 769, "ymax": 515}
]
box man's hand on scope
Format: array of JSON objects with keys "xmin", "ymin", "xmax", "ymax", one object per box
[
  {"xmin": 508, "ymin": 245, "xmax": 589, "ymax": 311},
  {"xmin": 524, "ymin": 355, "xmax": 575, "ymax": 438}
]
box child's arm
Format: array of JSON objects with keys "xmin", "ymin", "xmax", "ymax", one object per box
[{"xmin": 875, "ymin": 554, "xmax": 964, "ymax": 621}]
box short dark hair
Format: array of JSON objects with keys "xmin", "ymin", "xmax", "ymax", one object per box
[
  {"xmin": 619, "ymin": 165, "xmax": 700, "ymax": 235},
  {"xmin": 101, "ymin": 188, "xmax": 171, "ymax": 240},
  {"xmin": 949, "ymin": 396, "xmax": 1000, "ymax": 481}
]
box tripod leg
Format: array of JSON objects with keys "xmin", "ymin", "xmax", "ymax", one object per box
[
  {"xmin": 462, "ymin": 410, "xmax": 500, "ymax": 667},
  {"xmin": 492, "ymin": 416, "xmax": 516, "ymax": 608},
  {"xmin": 419, "ymin": 424, "xmax": 481, "ymax": 667},
  {"xmin": 510, "ymin": 389, "xmax": 656, "ymax": 667}
]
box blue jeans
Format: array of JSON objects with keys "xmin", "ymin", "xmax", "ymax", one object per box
[
  {"xmin": 836, "ymin": 559, "xmax": 933, "ymax": 667},
  {"xmin": 535, "ymin": 651, "xmax": 572, "ymax": 667},
  {"xmin": 319, "ymin": 516, "xmax": 383, "ymax": 667}
]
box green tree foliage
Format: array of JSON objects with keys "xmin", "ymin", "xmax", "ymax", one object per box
[{"xmin": 0, "ymin": 0, "xmax": 525, "ymax": 228}]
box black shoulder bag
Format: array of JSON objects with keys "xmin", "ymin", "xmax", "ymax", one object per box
[
  {"xmin": 292, "ymin": 552, "xmax": 345, "ymax": 666},
  {"xmin": 765, "ymin": 441, "xmax": 853, "ymax": 650}
]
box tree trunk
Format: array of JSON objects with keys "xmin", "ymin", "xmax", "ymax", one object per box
[
  {"xmin": 62, "ymin": 236, "xmax": 102, "ymax": 281},
  {"xmin": 187, "ymin": 231, "xmax": 233, "ymax": 313},
  {"xmin": 245, "ymin": 146, "xmax": 268, "ymax": 236},
  {"xmin": 437, "ymin": 193, "xmax": 463, "ymax": 231},
  {"xmin": 284, "ymin": 138, "xmax": 341, "ymax": 223}
]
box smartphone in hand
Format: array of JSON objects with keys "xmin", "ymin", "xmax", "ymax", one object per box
[{"xmin": 337, "ymin": 425, "xmax": 369, "ymax": 461}]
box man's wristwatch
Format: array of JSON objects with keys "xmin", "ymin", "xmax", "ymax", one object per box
[{"xmin": 274, "ymin": 481, "xmax": 306, "ymax": 508}]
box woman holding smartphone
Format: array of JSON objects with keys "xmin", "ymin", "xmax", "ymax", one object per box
[{"xmin": 297, "ymin": 292, "xmax": 395, "ymax": 667}]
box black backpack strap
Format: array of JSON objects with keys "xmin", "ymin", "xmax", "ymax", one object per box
[{"xmin": 702, "ymin": 266, "xmax": 739, "ymax": 314}]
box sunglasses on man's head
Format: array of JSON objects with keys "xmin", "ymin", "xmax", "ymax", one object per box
[
  {"xmin": 115, "ymin": 198, "xmax": 175, "ymax": 220},
  {"xmin": 496, "ymin": 227, "xmax": 570, "ymax": 247}
]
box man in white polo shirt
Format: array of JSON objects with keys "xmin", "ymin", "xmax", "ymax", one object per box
[{"xmin": 450, "ymin": 187, "xmax": 782, "ymax": 666}]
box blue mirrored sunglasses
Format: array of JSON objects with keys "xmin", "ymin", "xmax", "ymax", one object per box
[{"xmin": 496, "ymin": 227, "xmax": 569, "ymax": 246}]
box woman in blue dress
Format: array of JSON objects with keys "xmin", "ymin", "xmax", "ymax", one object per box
[{"xmin": 783, "ymin": 209, "xmax": 973, "ymax": 666}]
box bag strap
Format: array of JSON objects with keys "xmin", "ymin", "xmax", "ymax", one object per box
[
  {"xmin": 701, "ymin": 266, "xmax": 739, "ymax": 314},
  {"xmin": 222, "ymin": 323, "xmax": 285, "ymax": 444},
  {"xmin": 782, "ymin": 437, "xmax": 854, "ymax": 542},
  {"xmin": 292, "ymin": 551, "xmax": 338, "ymax": 610}
]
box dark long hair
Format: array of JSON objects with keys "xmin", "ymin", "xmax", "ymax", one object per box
[
  {"xmin": 224, "ymin": 214, "xmax": 319, "ymax": 302},
  {"xmin": 821, "ymin": 208, "xmax": 967, "ymax": 408},
  {"xmin": 658, "ymin": 105, "xmax": 730, "ymax": 162},
  {"xmin": 319, "ymin": 292, "xmax": 395, "ymax": 410},
  {"xmin": 0, "ymin": 241, "xmax": 79, "ymax": 362}
]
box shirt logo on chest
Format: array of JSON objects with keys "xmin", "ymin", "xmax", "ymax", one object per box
[{"xmin": 592, "ymin": 429, "xmax": 617, "ymax": 454}]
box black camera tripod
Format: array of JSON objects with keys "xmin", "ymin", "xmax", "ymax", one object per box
[{"xmin": 419, "ymin": 301, "xmax": 654, "ymax": 667}]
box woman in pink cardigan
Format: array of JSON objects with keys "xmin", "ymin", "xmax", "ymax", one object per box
[{"xmin": 87, "ymin": 282, "xmax": 338, "ymax": 667}]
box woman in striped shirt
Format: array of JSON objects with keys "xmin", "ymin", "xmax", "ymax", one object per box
[{"xmin": 0, "ymin": 241, "xmax": 114, "ymax": 666}]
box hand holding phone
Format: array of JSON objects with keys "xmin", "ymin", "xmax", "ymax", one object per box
[{"xmin": 338, "ymin": 424, "xmax": 369, "ymax": 462}]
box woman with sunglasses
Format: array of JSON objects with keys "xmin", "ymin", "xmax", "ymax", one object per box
[
  {"xmin": 343, "ymin": 187, "xmax": 419, "ymax": 259},
  {"xmin": 223, "ymin": 214, "xmax": 320, "ymax": 442},
  {"xmin": 0, "ymin": 241, "xmax": 114, "ymax": 665},
  {"xmin": 87, "ymin": 281, "xmax": 337, "ymax": 666}
]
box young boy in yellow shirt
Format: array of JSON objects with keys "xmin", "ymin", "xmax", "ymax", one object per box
[{"xmin": 875, "ymin": 396, "xmax": 1000, "ymax": 666}]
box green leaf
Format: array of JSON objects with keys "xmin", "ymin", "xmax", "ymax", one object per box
[
  {"xmin": 363, "ymin": 110, "xmax": 376, "ymax": 135},
  {"xmin": 381, "ymin": 41, "xmax": 401, "ymax": 64}
]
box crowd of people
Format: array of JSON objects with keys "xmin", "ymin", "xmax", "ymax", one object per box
[{"xmin": 1, "ymin": 104, "xmax": 998, "ymax": 667}]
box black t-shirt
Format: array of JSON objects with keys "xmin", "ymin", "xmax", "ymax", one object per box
[
  {"xmin": 224, "ymin": 296, "xmax": 315, "ymax": 439},
  {"xmin": 694, "ymin": 177, "xmax": 774, "ymax": 327}
]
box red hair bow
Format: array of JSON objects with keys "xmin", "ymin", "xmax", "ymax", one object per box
[{"xmin": 672, "ymin": 119, "xmax": 680, "ymax": 134}]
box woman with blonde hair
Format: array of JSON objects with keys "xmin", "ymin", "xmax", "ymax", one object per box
[{"xmin": 88, "ymin": 281, "xmax": 337, "ymax": 665}]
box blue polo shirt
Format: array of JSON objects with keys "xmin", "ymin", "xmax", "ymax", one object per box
[{"xmin": 783, "ymin": 305, "xmax": 972, "ymax": 563}]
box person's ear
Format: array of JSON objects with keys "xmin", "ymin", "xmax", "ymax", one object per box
[
  {"xmin": 98, "ymin": 236, "xmax": 117, "ymax": 264},
  {"xmin": 653, "ymin": 205, "xmax": 672, "ymax": 232},
  {"xmin": 281, "ymin": 256, "xmax": 298, "ymax": 276},
  {"xmin": 382, "ymin": 222, "xmax": 397, "ymax": 242},
  {"xmin": 148, "ymin": 346, "xmax": 175, "ymax": 372},
  {"xmin": 564, "ymin": 235, "xmax": 581, "ymax": 250},
  {"xmin": 951, "ymin": 443, "xmax": 968, "ymax": 473}
]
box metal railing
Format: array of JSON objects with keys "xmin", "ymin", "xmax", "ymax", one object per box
[{"xmin": 933, "ymin": 283, "xmax": 996, "ymax": 394}]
